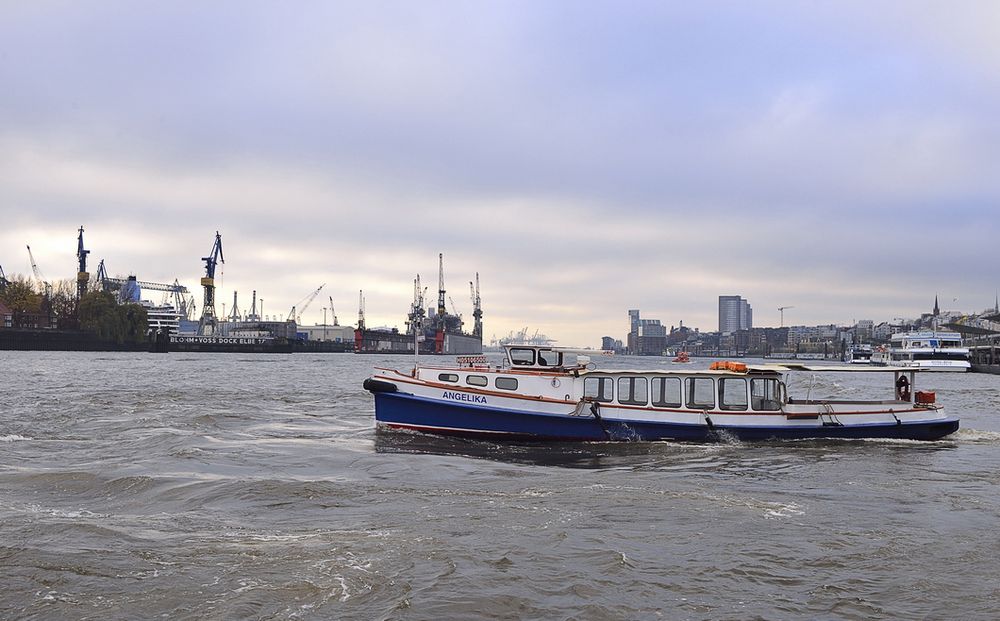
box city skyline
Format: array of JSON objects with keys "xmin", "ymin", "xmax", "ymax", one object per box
[{"xmin": 2, "ymin": 3, "xmax": 998, "ymax": 345}]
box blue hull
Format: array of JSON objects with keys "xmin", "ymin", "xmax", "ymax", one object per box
[{"xmin": 373, "ymin": 392, "xmax": 960, "ymax": 442}]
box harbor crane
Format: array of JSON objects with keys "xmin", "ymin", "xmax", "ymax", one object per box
[
  {"xmin": 76, "ymin": 226, "xmax": 90, "ymax": 299},
  {"xmin": 229, "ymin": 291, "xmax": 241, "ymax": 321},
  {"xmin": 357, "ymin": 290, "xmax": 366, "ymax": 331},
  {"xmin": 198, "ymin": 231, "xmax": 224, "ymax": 336},
  {"xmin": 0, "ymin": 264, "xmax": 8, "ymax": 292},
  {"xmin": 26, "ymin": 245, "xmax": 51, "ymax": 297},
  {"xmin": 778, "ymin": 306, "xmax": 794, "ymax": 327},
  {"xmin": 469, "ymin": 273, "xmax": 482, "ymax": 337},
  {"xmin": 406, "ymin": 275, "xmax": 427, "ymax": 336},
  {"xmin": 287, "ymin": 283, "xmax": 325, "ymax": 324},
  {"xmin": 95, "ymin": 259, "xmax": 191, "ymax": 305},
  {"xmin": 328, "ymin": 296, "xmax": 339, "ymax": 326},
  {"xmin": 436, "ymin": 253, "xmax": 446, "ymax": 321}
]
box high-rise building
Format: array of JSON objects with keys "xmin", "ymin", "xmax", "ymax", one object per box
[
  {"xmin": 718, "ymin": 295, "xmax": 752, "ymax": 333},
  {"xmin": 628, "ymin": 309, "xmax": 640, "ymax": 336}
]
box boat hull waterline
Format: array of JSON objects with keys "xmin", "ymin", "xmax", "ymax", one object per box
[{"xmin": 372, "ymin": 391, "xmax": 958, "ymax": 442}]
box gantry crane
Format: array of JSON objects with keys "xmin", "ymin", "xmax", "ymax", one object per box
[
  {"xmin": 198, "ymin": 231, "xmax": 224, "ymax": 335},
  {"xmin": 229, "ymin": 291, "xmax": 241, "ymax": 321},
  {"xmin": 287, "ymin": 283, "xmax": 325, "ymax": 323},
  {"xmin": 76, "ymin": 226, "xmax": 90, "ymax": 299}
]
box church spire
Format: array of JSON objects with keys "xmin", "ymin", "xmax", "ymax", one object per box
[{"xmin": 933, "ymin": 295, "xmax": 940, "ymax": 317}]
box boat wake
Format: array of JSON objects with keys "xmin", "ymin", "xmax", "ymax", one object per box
[
  {"xmin": 1, "ymin": 434, "xmax": 31, "ymax": 442},
  {"xmin": 950, "ymin": 428, "xmax": 1000, "ymax": 444}
]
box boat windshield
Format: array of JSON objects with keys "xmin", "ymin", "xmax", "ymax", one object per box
[{"xmin": 751, "ymin": 378, "xmax": 783, "ymax": 411}]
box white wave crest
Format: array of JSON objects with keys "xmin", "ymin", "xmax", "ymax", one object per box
[
  {"xmin": 0, "ymin": 434, "xmax": 31, "ymax": 442},
  {"xmin": 952, "ymin": 428, "xmax": 1000, "ymax": 443}
]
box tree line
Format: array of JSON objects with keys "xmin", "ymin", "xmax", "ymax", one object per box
[{"xmin": 0, "ymin": 274, "xmax": 149, "ymax": 343}]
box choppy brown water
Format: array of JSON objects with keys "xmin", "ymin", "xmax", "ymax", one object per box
[{"xmin": 2, "ymin": 351, "xmax": 999, "ymax": 620}]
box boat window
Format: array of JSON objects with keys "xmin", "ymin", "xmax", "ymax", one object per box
[
  {"xmin": 466, "ymin": 375, "xmax": 488, "ymax": 387},
  {"xmin": 651, "ymin": 377, "xmax": 682, "ymax": 407},
  {"xmin": 584, "ymin": 376, "xmax": 614, "ymax": 402},
  {"xmin": 537, "ymin": 349, "xmax": 562, "ymax": 366},
  {"xmin": 617, "ymin": 377, "xmax": 648, "ymax": 406},
  {"xmin": 719, "ymin": 378, "xmax": 748, "ymax": 411},
  {"xmin": 510, "ymin": 348, "xmax": 535, "ymax": 366},
  {"xmin": 495, "ymin": 377, "xmax": 518, "ymax": 391},
  {"xmin": 686, "ymin": 377, "xmax": 715, "ymax": 409},
  {"xmin": 438, "ymin": 373, "xmax": 459, "ymax": 383},
  {"xmin": 750, "ymin": 378, "xmax": 782, "ymax": 411}
]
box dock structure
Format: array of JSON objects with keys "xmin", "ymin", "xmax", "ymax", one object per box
[{"xmin": 968, "ymin": 338, "xmax": 1000, "ymax": 374}]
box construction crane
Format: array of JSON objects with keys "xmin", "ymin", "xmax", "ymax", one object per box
[
  {"xmin": 26, "ymin": 245, "xmax": 51, "ymax": 297},
  {"xmin": 469, "ymin": 273, "xmax": 482, "ymax": 337},
  {"xmin": 76, "ymin": 226, "xmax": 90, "ymax": 299},
  {"xmin": 287, "ymin": 283, "xmax": 325, "ymax": 323},
  {"xmin": 198, "ymin": 231, "xmax": 224, "ymax": 336},
  {"xmin": 0, "ymin": 263, "xmax": 8, "ymax": 292},
  {"xmin": 328, "ymin": 295, "xmax": 339, "ymax": 326},
  {"xmin": 778, "ymin": 306, "xmax": 794, "ymax": 327}
]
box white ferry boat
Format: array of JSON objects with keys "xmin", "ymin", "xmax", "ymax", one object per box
[
  {"xmin": 363, "ymin": 346, "xmax": 958, "ymax": 442},
  {"xmin": 846, "ymin": 344, "xmax": 874, "ymax": 365},
  {"xmin": 871, "ymin": 331, "xmax": 971, "ymax": 372}
]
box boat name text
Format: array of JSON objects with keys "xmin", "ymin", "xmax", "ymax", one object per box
[{"xmin": 442, "ymin": 391, "xmax": 488, "ymax": 404}]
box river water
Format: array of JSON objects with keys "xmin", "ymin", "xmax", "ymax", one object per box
[{"xmin": 1, "ymin": 351, "xmax": 999, "ymax": 620}]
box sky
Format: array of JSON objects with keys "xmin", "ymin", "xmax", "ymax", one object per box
[{"xmin": 1, "ymin": 1, "xmax": 998, "ymax": 346}]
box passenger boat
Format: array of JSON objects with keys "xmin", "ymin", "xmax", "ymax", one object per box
[
  {"xmin": 363, "ymin": 346, "xmax": 959, "ymax": 442},
  {"xmin": 871, "ymin": 330, "xmax": 971, "ymax": 372},
  {"xmin": 846, "ymin": 344, "xmax": 874, "ymax": 365}
]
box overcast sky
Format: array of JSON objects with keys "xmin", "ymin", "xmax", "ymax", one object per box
[{"xmin": 2, "ymin": 2, "xmax": 998, "ymax": 345}]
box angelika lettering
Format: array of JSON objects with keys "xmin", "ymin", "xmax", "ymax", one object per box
[{"xmin": 442, "ymin": 391, "xmax": 487, "ymax": 404}]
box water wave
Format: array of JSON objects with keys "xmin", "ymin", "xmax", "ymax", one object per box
[{"xmin": 1, "ymin": 434, "xmax": 31, "ymax": 442}]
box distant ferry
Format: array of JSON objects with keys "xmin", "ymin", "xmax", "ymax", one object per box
[
  {"xmin": 846, "ymin": 344, "xmax": 874, "ymax": 365},
  {"xmin": 872, "ymin": 331, "xmax": 971, "ymax": 372},
  {"xmin": 364, "ymin": 345, "xmax": 958, "ymax": 442}
]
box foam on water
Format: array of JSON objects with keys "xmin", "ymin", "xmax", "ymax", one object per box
[{"xmin": 2, "ymin": 350, "xmax": 999, "ymax": 620}]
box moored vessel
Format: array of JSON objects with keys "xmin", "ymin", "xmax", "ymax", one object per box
[
  {"xmin": 355, "ymin": 254, "xmax": 483, "ymax": 355},
  {"xmin": 364, "ymin": 345, "xmax": 959, "ymax": 442},
  {"xmin": 871, "ymin": 330, "xmax": 971, "ymax": 372}
]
